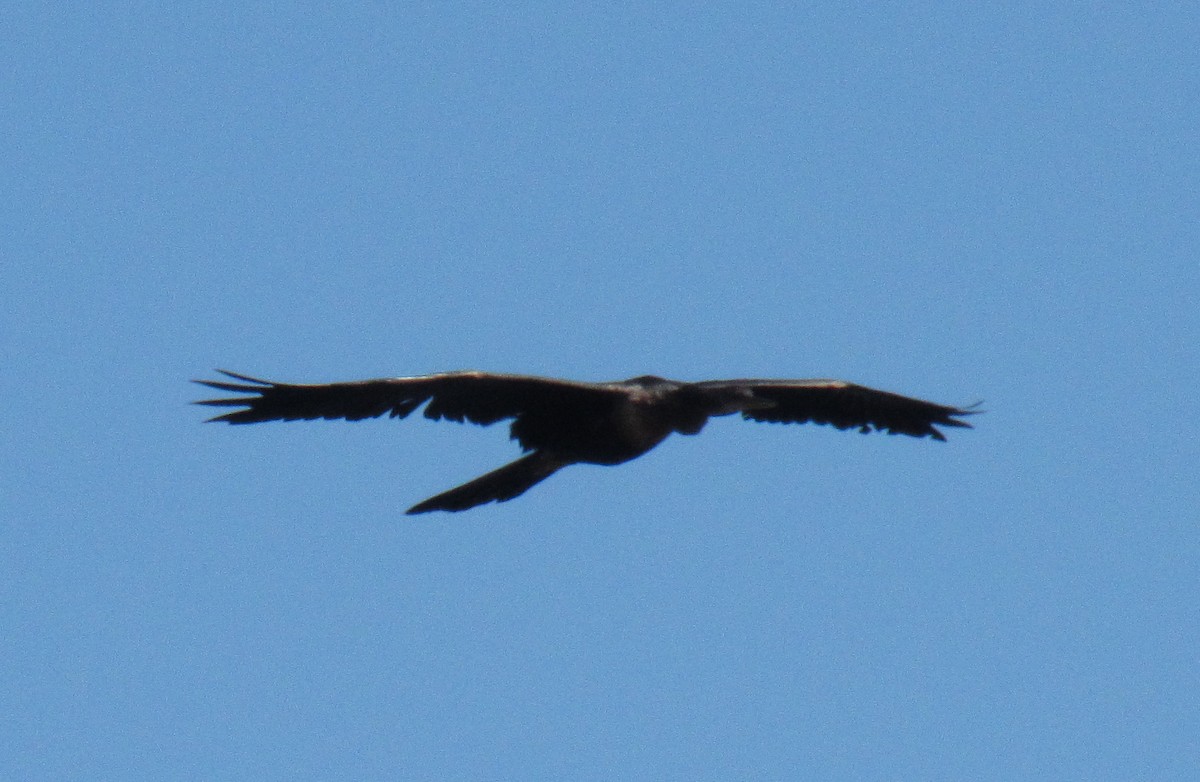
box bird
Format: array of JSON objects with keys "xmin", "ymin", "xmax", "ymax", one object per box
[{"xmin": 194, "ymin": 369, "xmax": 976, "ymax": 514}]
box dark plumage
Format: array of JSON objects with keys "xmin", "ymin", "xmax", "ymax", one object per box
[{"xmin": 194, "ymin": 370, "xmax": 976, "ymax": 514}]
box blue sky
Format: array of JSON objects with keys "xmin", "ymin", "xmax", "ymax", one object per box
[{"xmin": 3, "ymin": 3, "xmax": 1198, "ymax": 779}]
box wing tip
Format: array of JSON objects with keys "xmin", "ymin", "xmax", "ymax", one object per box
[
  {"xmin": 945, "ymin": 401, "xmax": 984, "ymax": 426},
  {"xmin": 192, "ymin": 370, "xmax": 277, "ymax": 393},
  {"xmin": 214, "ymin": 369, "xmax": 273, "ymax": 385},
  {"xmin": 192, "ymin": 370, "xmax": 276, "ymax": 422},
  {"xmin": 926, "ymin": 401, "xmax": 982, "ymax": 440}
]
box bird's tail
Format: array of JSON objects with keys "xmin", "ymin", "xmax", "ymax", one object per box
[{"xmin": 406, "ymin": 452, "xmax": 566, "ymax": 514}]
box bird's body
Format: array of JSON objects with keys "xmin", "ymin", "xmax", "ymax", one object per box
[{"xmin": 195, "ymin": 370, "xmax": 975, "ymax": 514}]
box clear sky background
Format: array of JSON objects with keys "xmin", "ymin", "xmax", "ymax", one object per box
[{"xmin": 3, "ymin": 4, "xmax": 1197, "ymax": 780}]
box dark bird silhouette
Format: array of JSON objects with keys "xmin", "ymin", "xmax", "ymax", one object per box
[{"xmin": 194, "ymin": 370, "xmax": 976, "ymax": 514}]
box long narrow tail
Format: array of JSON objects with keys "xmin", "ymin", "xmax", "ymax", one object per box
[{"xmin": 406, "ymin": 452, "xmax": 567, "ymax": 514}]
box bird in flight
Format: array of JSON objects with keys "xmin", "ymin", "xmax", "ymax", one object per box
[{"xmin": 194, "ymin": 370, "xmax": 976, "ymax": 514}]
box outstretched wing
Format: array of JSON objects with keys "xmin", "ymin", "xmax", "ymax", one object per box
[
  {"xmin": 694, "ymin": 379, "xmax": 976, "ymax": 441},
  {"xmin": 193, "ymin": 370, "xmax": 626, "ymax": 427}
]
